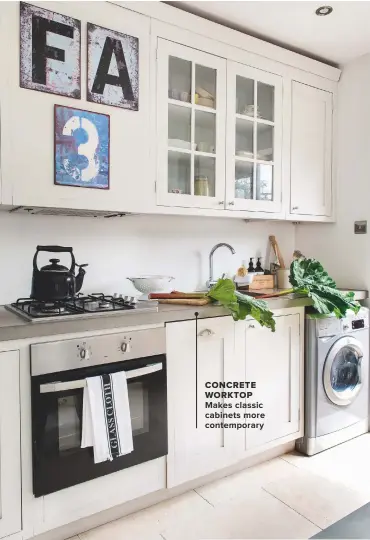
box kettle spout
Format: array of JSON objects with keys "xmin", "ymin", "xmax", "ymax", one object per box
[{"xmin": 75, "ymin": 264, "xmax": 88, "ymax": 293}]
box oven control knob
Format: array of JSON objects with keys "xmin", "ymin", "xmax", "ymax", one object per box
[
  {"xmin": 121, "ymin": 341, "xmax": 131, "ymax": 353},
  {"xmin": 79, "ymin": 347, "xmax": 90, "ymax": 360}
]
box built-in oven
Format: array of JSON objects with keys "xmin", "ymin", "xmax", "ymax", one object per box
[{"xmin": 31, "ymin": 327, "xmax": 167, "ymax": 497}]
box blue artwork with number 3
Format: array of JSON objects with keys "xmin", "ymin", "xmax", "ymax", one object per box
[{"xmin": 55, "ymin": 105, "xmax": 110, "ymax": 189}]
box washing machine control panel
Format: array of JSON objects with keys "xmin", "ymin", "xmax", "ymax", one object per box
[
  {"xmin": 317, "ymin": 307, "xmax": 369, "ymax": 337},
  {"xmin": 317, "ymin": 318, "xmax": 341, "ymax": 337}
]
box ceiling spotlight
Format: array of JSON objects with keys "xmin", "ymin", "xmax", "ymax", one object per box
[{"xmin": 315, "ymin": 5, "xmax": 333, "ymax": 16}]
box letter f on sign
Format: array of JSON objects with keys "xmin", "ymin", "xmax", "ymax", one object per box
[{"xmin": 31, "ymin": 15, "xmax": 74, "ymax": 85}]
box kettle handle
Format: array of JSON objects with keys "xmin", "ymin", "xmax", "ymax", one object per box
[{"xmin": 33, "ymin": 246, "xmax": 76, "ymax": 272}]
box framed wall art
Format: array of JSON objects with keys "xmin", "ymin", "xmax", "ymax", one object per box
[
  {"xmin": 87, "ymin": 23, "xmax": 139, "ymax": 110},
  {"xmin": 54, "ymin": 105, "xmax": 110, "ymax": 189},
  {"xmin": 20, "ymin": 3, "xmax": 81, "ymax": 98}
]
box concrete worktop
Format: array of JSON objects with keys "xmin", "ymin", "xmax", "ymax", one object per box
[{"xmin": 0, "ymin": 289, "xmax": 367, "ymax": 343}]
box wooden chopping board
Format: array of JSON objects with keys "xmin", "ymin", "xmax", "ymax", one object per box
[
  {"xmin": 149, "ymin": 291, "xmax": 206, "ymax": 299},
  {"xmin": 158, "ymin": 297, "xmax": 211, "ymax": 306}
]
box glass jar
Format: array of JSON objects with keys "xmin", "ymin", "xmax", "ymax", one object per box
[{"xmin": 194, "ymin": 175, "xmax": 210, "ymax": 197}]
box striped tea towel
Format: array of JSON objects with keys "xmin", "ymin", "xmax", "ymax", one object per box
[{"xmin": 81, "ymin": 372, "xmax": 134, "ymax": 463}]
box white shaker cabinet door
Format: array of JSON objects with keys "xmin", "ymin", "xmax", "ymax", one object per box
[
  {"xmin": 290, "ymin": 82, "xmax": 333, "ymax": 217},
  {"xmin": 226, "ymin": 61, "xmax": 283, "ymax": 213},
  {"xmin": 0, "ymin": 351, "xmax": 21, "ymax": 539},
  {"xmin": 156, "ymin": 39, "xmax": 227, "ymax": 209},
  {"xmin": 244, "ymin": 314, "xmax": 301, "ymax": 450},
  {"xmin": 166, "ymin": 317, "xmax": 244, "ymax": 487}
]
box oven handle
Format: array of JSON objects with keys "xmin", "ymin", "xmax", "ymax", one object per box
[{"xmin": 39, "ymin": 362, "xmax": 163, "ymax": 394}]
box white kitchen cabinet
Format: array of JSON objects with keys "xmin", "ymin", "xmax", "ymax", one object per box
[
  {"xmin": 243, "ymin": 314, "xmax": 301, "ymax": 450},
  {"xmin": 290, "ymin": 81, "xmax": 333, "ymax": 218},
  {"xmin": 156, "ymin": 39, "xmax": 285, "ymax": 214},
  {"xmin": 156, "ymin": 39, "xmax": 227, "ymax": 209},
  {"xmin": 0, "ymin": 350, "xmax": 21, "ymax": 539},
  {"xmin": 226, "ymin": 61, "xmax": 283, "ymax": 213},
  {"xmin": 0, "ymin": 2, "xmax": 153, "ymax": 214},
  {"xmin": 166, "ymin": 316, "xmax": 244, "ymax": 487}
]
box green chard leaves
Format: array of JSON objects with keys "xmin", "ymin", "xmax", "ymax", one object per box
[
  {"xmin": 289, "ymin": 258, "xmax": 360, "ymax": 318},
  {"xmin": 207, "ymin": 279, "xmax": 276, "ymax": 332},
  {"xmin": 207, "ymin": 258, "xmax": 360, "ymax": 331}
]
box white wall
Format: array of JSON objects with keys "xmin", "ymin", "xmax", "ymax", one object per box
[
  {"xmin": 0, "ymin": 212, "xmax": 295, "ymax": 304},
  {"xmin": 296, "ymin": 53, "xmax": 370, "ymax": 290}
]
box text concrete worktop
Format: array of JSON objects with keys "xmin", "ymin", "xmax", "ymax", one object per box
[{"xmin": 0, "ymin": 290, "xmax": 367, "ymax": 343}]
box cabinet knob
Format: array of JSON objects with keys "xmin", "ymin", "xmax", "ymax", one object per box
[
  {"xmin": 218, "ymin": 201, "xmax": 225, "ymax": 205},
  {"xmin": 292, "ymin": 206, "xmax": 299, "ymax": 211},
  {"xmin": 198, "ymin": 328, "xmax": 215, "ymax": 337},
  {"xmin": 228, "ymin": 201, "xmax": 235, "ymax": 206}
]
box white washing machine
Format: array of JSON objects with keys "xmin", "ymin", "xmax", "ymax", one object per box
[{"xmin": 296, "ymin": 307, "xmax": 369, "ymax": 456}]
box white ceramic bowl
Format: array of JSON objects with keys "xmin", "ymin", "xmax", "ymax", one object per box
[{"xmin": 127, "ymin": 275, "xmax": 175, "ymax": 294}]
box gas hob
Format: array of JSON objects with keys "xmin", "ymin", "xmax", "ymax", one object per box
[{"xmin": 5, "ymin": 294, "xmax": 158, "ymax": 323}]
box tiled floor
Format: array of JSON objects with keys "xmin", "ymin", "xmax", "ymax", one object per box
[{"xmin": 73, "ymin": 434, "xmax": 370, "ymax": 540}]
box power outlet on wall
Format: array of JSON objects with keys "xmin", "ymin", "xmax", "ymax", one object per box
[{"xmin": 354, "ymin": 221, "xmax": 367, "ymax": 234}]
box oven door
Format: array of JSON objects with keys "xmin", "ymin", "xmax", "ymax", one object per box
[{"xmin": 32, "ymin": 354, "xmax": 167, "ymax": 497}]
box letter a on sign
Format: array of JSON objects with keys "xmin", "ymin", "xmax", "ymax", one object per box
[
  {"xmin": 87, "ymin": 23, "xmax": 139, "ymax": 111},
  {"xmin": 20, "ymin": 3, "xmax": 81, "ymax": 98}
]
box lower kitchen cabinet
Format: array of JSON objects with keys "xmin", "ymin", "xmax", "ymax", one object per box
[
  {"xmin": 0, "ymin": 350, "xmax": 21, "ymax": 539},
  {"xmin": 166, "ymin": 310, "xmax": 303, "ymax": 487},
  {"xmin": 166, "ymin": 317, "xmax": 244, "ymax": 487},
  {"xmin": 243, "ymin": 314, "xmax": 301, "ymax": 451}
]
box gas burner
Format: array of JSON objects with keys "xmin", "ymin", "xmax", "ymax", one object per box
[
  {"xmin": 40, "ymin": 304, "xmax": 66, "ymax": 314},
  {"xmin": 5, "ymin": 294, "xmax": 158, "ymax": 322},
  {"xmin": 98, "ymin": 301, "xmax": 112, "ymax": 309}
]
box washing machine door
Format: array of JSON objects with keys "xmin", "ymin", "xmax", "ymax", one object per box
[{"xmin": 323, "ymin": 336, "xmax": 363, "ymax": 406}]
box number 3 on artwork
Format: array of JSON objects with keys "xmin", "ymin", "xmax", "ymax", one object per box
[{"xmin": 62, "ymin": 116, "xmax": 100, "ymax": 182}]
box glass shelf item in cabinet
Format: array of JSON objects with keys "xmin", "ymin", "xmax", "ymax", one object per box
[
  {"xmin": 257, "ymin": 124, "xmax": 274, "ymax": 161},
  {"xmin": 257, "ymin": 81, "xmax": 274, "ymax": 122},
  {"xmin": 168, "ymin": 56, "xmax": 191, "ymax": 103},
  {"xmin": 168, "ymin": 104, "xmax": 191, "ymax": 149},
  {"xmin": 168, "ymin": 150, "xmax": 191, "ymax": 195},
  {"xmin": 195, "ymin": 109, "xmax": 216, "ymax": 154},
  {"xmin": 235, "ymin": 161, "xmax": 253, "ymax": 200},
  {"xmin": 235, "ymin": 118, "xmax": 254, "ymax": 157},
  {"xmin": 236, "ymin": 75, "xmax": 254, "ymax": 116},
  {"xmin": 194, "ymin": 155, "xmax": 215, "ymax": 197},
  {"xmin": 256, "ymin": 163, "xmax": 273, "ymax": 201},
  {"xmin": 195, "ymin": 64, "xmax": 216, "ymax": 109}
]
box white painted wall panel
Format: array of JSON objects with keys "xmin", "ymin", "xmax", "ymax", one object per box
[{"xmin": 0, "ymin": 212, "xmax": 295, "ymax": 304}]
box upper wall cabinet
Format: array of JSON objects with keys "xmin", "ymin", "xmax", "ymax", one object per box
[
  {"xmin": 0, "ymin": 1, "xmax": 338, "ymax": 221},
  {"xmin": 289, "ymin": 82, "xmax": 333, "ymax": 219},
  {"xmin": 0, "ymin": 2, "xmax": 153, "ymax": 214},
  {"xmin": 156, "ymin": 39, "xmax": 283, "ymax": 214},
  {"xmin": 225, "ymin": 62, "xmax": 282, "ymax": 213},
  {"xmin": 156, "ymin": 39, "xmax": 227, "ymax": 209}
]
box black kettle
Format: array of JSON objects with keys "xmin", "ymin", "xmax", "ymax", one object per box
[{"xmin": 31, "ymin": 245, "xmax": 88, "ymax": 302}]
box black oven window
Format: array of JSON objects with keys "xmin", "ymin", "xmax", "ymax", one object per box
[
  {"xmin": 57, "ymin": 395, "xmax": 82, "ymax": 452},
  {"xmin": 45, "ymin": 382, "xmax": 150, "ymax": 456},
  {"xmin": 129, "ymin": 382, "xmax": 150, "ymax": 436}
]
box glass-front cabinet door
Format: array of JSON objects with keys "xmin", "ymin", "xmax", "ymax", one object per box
[
  {"xmin": 226, "ymin": 62, "xmax": 283, "ymax": 213},
  {"xmin": 156, "ymin": 39, "xmax": 226, "ymax": 209}
]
